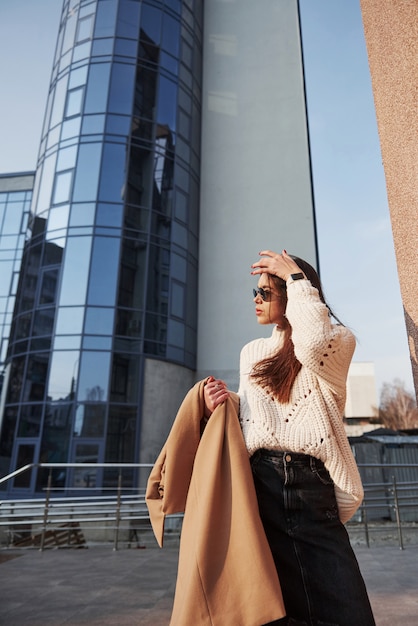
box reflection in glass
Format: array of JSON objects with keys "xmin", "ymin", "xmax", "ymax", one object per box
[
  {"xmin": 65, "ymin": 88, "xmax": 84, "ymax": 118},
  {"xmin": 105, "ymin": 405, "xmax": 136, "ymax": 463},
  {"xmin": 13, "ymin": 444, "xmax": 35, "ymax": 488},
  {"xmin": 47, "ymin": 350, "xmax": 79, "ymax": 401},
  {"xmin": 23, "ymin": 353, "xmax": 50, "ymax": 402},
  {"xmin": 99, "ymin": 143, "xmax": 127, "ymax": 202},
  {"xmin": 33, "ymin": 308, "xmax": 55, "ymax": 336},
  {"xmin": 82, "ymin": 336, "xmax": 112, "ymax": 350},
  {"xmin": 87, "ymin": 236, "xmax": 120, "ymax": 306},
  {"xmin": 84, "ymin": 307, "xmax": 114, "ymax": 335},
  {"xmin": 108, "ymin": 63, "xmax": 135, "ymax": 114},
  {"xmin": 84, "ymin": 63, "xmax": 111, "ymax": 114},
  {"xmin": 57, "ymin": 146, "xmax": 78, "ymax": 171},
  {"xmin": 72, "ymin": 142, "xmax": 102, "ymax": 202},
  {"xmin": 18, "ymin": 405, "xmax": 43, "ymax": 437},
  {"xmin": 76, "ymin": 15, "xmax": 94, "ymax": 43},
  {"xmin": 59, "ymin": 236, "xmax": 92, "ymax": 306},
  {"xmin": 69, "ymin": 65, "xmax": 88, "ymax": 89},
  {"xmin": 74, "ymin": 403, "xmax": 105, "ymax": 437},
  {"xmin": 94, "ymin": 0, "xmax": 118, "ymax": 39},
  {"xmin": 72, "ymin": 443, "xmax": 99, "ymax": 488},
  {"xmin": 56, "ymin": 306, "xmax": 84, "ymax": 335},
  {"xmin": 141, "ymin": 4, "xmax": 161, "ymax": 44},
  {"xmin": 116, "ymin": 1, "xmax": 140, "ymax": 39},
  {"xmin": 110, "ymin": 353, "xmax": 139, "ymax": 403},
  {"xmin": 77, "ymin": 351, "xmax": 111, "ymax": 402},
  {"xmin": 61, "ymin": 116, "xmax": 81, "ymax": 140},
  {"xmin": 69, "ymin": 202, "xmax": 95, "ymax": 227},
  {"xmin": 82, "ymin": 114, "xmax": 105, "ymax": 135},
  {"xmin": 47, "ymin": 204, "xmax": 70, "ymax": 232}
]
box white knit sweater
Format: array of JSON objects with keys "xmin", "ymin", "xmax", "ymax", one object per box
[{"xmin": 238, "ymin": 278, "xmax": 364, "ymax": 523}]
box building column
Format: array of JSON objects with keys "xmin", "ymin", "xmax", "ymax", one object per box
[{"xmin": 360, "ymin": 0, "xmax": 418, "ymax": 399}]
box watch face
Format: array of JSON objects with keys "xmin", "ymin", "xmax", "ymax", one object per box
[{"xmin": 290, "ymin": 272, "xmax": 304, "ymax": 281}]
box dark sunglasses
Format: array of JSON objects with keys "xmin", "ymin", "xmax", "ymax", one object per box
[{"xmin": 252, "ymin": 287, "xmax": 282, "ymax": 302}]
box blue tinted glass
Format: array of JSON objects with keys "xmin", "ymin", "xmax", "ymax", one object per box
[
  {"xmin": 87, "ymin": 236, "xmax": 120, "ymax": 306},
  {"xmin": 77, "ymin": 350, "xmax": 111, "ymax": 401},
  {"xmin": 162, "ymin": 14, "xmax": 180, "ymax": 57},
  {"xmin": 56, "ymin": 306, "xmax": 85, "ymax": 334},
  {"xmin": 92, "ymin": 38, "xmax": 114, "ymax": 57},
  {"xmin": 116, "ymin": 1, "xmax": 140, "ymax": 39},
  {"xmin": 82, "ymin": 336, "xmax": 112, "ymax": 350},
  {"xmin": 110, "ymin": 353, "xmax": 139, "ymax": 403},
  {"xmin": 74, "ymin": 404, "xmax": 105, "ymax": 437},
  {"xmin": 72, "ymin": 142, "xmax": 102, "ymax": 202},
  {"xmin": 37, "ymin": 153, "xmax": 58, "ymax": 214},
  {"xmin": 59, "ymin": 236, "xmax": 92, "ymax": 306},
  {"xmin": 84, "ymin": 63, "xmax": 111, "ymax": 114},
  {"xmin": 114, "ymin": 38, "xmax": 137, "ymax": 57},
  {"xmin": 141, "ymin": 4, "xmax": 161, "ymax": 44},
  {"xmin": 108, "ymin": 63, "xmax": 135, "ymax": 114},
  {"xmin": 99, "ymin": 143, "xmax": 127, "ymax": 202},
  {"xmin": 47, "ymin": 205, "xmax": 70, "ymax": 233},
  {"xmin": 69, "ymin": 65, "xmax": 88, "ymax": 89},
  {"xmin": 69, "ymin": 202, "xmax": 96, "ymax": 226},
  {"xmin": 61, "ymin": 116, "xmax": 82, "ymax": 140},
  {"xmin": 65, "ymin": 88, "xmax": 84, "ymax": 117},
  {"xmin": 105, "ymin": 114, "xmax": 130, "ymax": 135},
  {"xmin": 84, "ymin": 307, "xmax": 114, "ymax": 334},
  {"xmin": 52, "ymin": 171, "xmax": 73, "ymax": 205},
  {"xmin": 72, "ymin": 41, "xmax": 92, "ymax": 62},
  {"xmin": 170, "ymin": 281, "xmax": 184, "ymax": 318},
  {"xmin": 50, "ymin": 75, "xmax": 69, "ymax": 128},
  {"xmin": 157, "ymin": 76, "xmax": 177, "ymax": 130},
  {"xmin": 96, "ymin": 203, "xmax": 123, "ymax": 227},
  {"xmin": 62, "ymin": 8, "xmax": 78, "ymax": 54},
  {"xmin": 48, "ymin": 350, "xmax": 79, "ymax": 401},
  {"xmin": 94, "ymin": 0, "xmax": 118, "ymax": 38},
  {"xmin": 77, "ymin": 15, "xmax": 94, "ymax": 42},
  {"xmin": 57, "ymin": 145, "xmax": 78, "ymax": 171},
  {"xmin": 39, "ymin": 269, "xmax": 59, "ymax": 305},
  {"xmin": 82, "ymin": 114, "xmax": 105, "ymax": 134},
  {"xmin": 167, "ymin": 318, "xmax": 185, "ymax": 348}
]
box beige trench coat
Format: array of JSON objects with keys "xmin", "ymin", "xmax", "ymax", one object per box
[{"xmin": 146, "ymin": 379, "xmax": 285, "ymax": 626}]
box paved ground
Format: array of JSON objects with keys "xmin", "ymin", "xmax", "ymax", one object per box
[{"xmin": 0, "ymin": 540, "xmax": 417, "ymax": 626}]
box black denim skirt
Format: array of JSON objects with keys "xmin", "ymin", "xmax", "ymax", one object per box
[{"xmin": 250, "ymin": 449, "xmax": 376, "ymax": 626}]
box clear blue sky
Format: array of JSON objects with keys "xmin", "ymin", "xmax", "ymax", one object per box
[{"xmin": 0, "ymin": 0, "xmax": 413, "ymax": 397}]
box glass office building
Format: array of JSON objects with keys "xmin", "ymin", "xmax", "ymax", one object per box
[
  {"xmin": 0, "ymin": 0, "xmax": 317, "ymax": 496},
  {"xmin": 0, "ymin": 0, "xmax": 203, "ymax": 494}
]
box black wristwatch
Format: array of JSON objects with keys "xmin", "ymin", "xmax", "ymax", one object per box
[{"xmin": 289, "ymin": 272, "xmax": 305, "ymax": 281}]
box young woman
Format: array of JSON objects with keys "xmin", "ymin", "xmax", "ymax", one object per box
[{"xmin": 204, "ymin": 250, "xmax": 375, "ymax": 626}]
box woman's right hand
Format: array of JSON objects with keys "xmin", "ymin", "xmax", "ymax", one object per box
[{"xmin": 203, "ymin": 376, "xmax": 229, "ymax": 419}]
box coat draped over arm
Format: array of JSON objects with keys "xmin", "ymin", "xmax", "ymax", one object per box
[{"xmin": 146, "ymin": 379, "xmax": 285, "ymax": 626}]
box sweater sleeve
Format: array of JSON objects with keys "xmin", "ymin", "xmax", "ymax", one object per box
[{"xmin": 285, "ymin": 279, "xmax": 355, "ymax": 395}]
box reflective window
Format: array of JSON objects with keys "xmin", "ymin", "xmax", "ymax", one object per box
[
  {"xmin": 62, "ymin": 8, "xmax": 78, "ymax": 54},
  {"xmin": 174, "ymin": 189, "xmax": 188, "ymax": 222},
  {"xmin": 116, "ymin": 1, "xmax": 140, "ymax": 39},
  {"xmin": 114, "ymin": 38, "xmax": 137, "ymax": 58},
  {"xmin": 72, "ymin": 142, "xmax": 102, "ymax": 202},
  {"xmin": 48, "ymin": 205, "xmax": 70, "ymax": 232},
  {"xmin": 99, "ymin": 143, "xmax": 127, "ymax": 202},
  {"xmin": 87, "ymin": 236, "xmax": 120, "ymax": 306},
  {"xmin": 33, "ymin": 308, "xmax": 55, "ymax": 336},
  {"xmin": 50, "ymin": 75, "xmax": 69, "ymax": 128},
  {"xmin": 94, "ymin": 0, "xmax": 118, "ymax": 38},
  {"xmin": 84, "ymin": 63, "xmax": 111, "ymax": 114},
  {"xmin": 59, "ymin": 236, "xmax": 92, "ymax": 306},
  {"xmin": 167, "ymin": 318, "xmax": 185, "ymax": 348},
  {"xmin": 52, "ymin": 171, "xmax": 73, "ymax": 205},
  {"xmin": 162, "ymin": 14, "xmax": 180, "ymax": 57},
  {"xmin": 61, "ymin": 116, "xmax": 82, "ymax": 140},
  {"xmin": 110, "ymin": 353, "xmax": 139, "ymax": 403},
  {"xmin": 83, "ymin": 335, "xmax": 112, "ymax": 350},
  {"xmin": 18, "ymin": 405, "xmax": 43, "ymax": 437},
  {"xmin": 82, "ymin": 114, "xmax": 105, "ymax": 135},
  {"xmin": 156, "ymin": 76, "xmax": 177, "ymax": 130},
  {"xmin": 47, "ymin": 350, "xmax": 79, "ymax": 401},
  {"xmin": 37, "ymin": 153, "xmax": 58, "ymax": 214},
  {"xmin": 57, "ymin": 145, "xmax": 78, "ymax": 171},
  {"xmin": 39, "ymin": 269, "xmax": 59, "ymax": 305},
  {"xmin": 76, "ymin": 15, "xmax": 94, "ymax": 42},
  {"xmin": 92, "ymin": 38, "xmax": 114, "ymax": 57},
  {"xmin": 23, "ymin": 353, "xmax": 49, "ymax": 402},
  {"xmin": 69, "ymin": 65, "xmax": 88, "ymax": 89},
  {"xmin": 77, "ymin": 350, "xmax": 111, "ymax": 401},
  {"xmin": 141, "ymin": 4, "xmax": 161, "ymax": 45},
  {"xmin": 170, "ymin": 280, "xmax": 184, "ymax": 319},
  {"xmin": 108, "ymin": 63, "xmax": 135, "ymax": 115},
  {"xmin": 74, "ymin": 403, "xmax": 105, "ymax": 437},
  {"xmin": 73, "ymin": 41, "xmax": 92, "ymax": 62},
  {"xmin": 55, "ymin": 306, "xmax": 85, "ymax": 335},
  {"xmin": 105, "ymin": 406, "xmax": 136, "ymax": 463},
  {"xmin": 65, "ymin": 88, "xmax": 84, "ymax": 118},
  {"xmin": 96, "ymin": 203, "xmax": 123, "ymax": 227},
  {"xmin": 69, "ymin": 202, "xmax": 96, "ymax": 227},
  {"xmin": 105, "ymin": 114, "xmax": 130, "ymax": 135},
  {"xmin": 84, "ymin": 307, "xmax": 114, "ymax": 335},
  {"xmin": 115, "ymin": 309, "xmax": 142, "ymax": 337},
  {"xmin": 54, "ymin": 335, "xmax": 82, "ymax": 350},
  {"xmin": 2, "ymin": 202, "xmax": 22, "ymax": 233}
]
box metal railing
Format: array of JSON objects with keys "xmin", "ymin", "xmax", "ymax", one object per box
[
  {"xmin": 1, "ymin": 462, "xmax": 418, "ymax": 551},
  {"xmin": 0, "ymin": 462, "xmax": 181, "ymax": 551}
]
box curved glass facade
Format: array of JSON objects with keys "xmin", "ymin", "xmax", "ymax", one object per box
[{"xmin": 0, "ymin": 0, "xmax": 203, "ymax": 494}]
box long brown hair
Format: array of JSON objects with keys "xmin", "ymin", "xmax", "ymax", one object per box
[{"xmin": 250, "ymin": 256, "xmax": 340, "ymax": 403}]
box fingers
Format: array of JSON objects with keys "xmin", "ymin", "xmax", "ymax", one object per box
[{"xmin": 203, "ymin": 378, "xmax": 229, "ymax": 417}]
